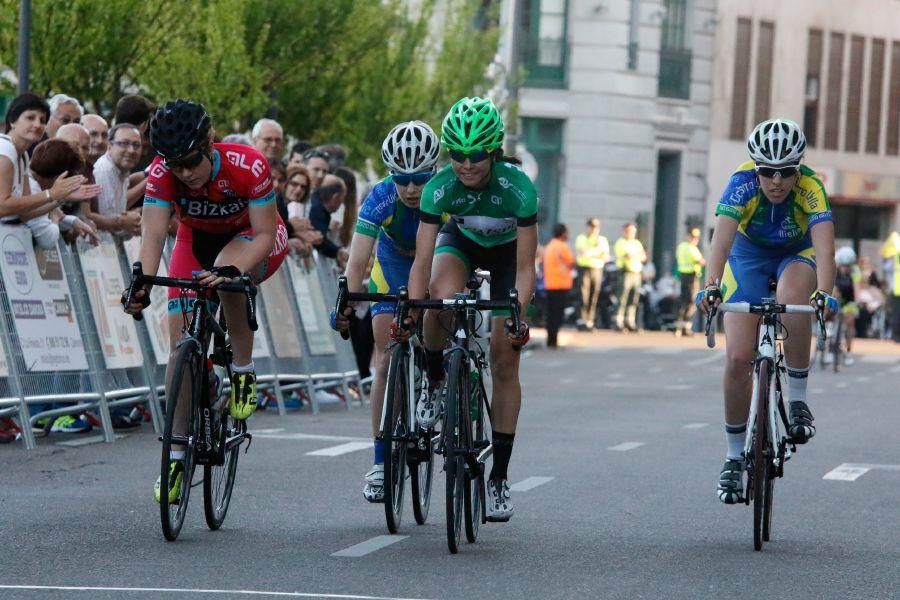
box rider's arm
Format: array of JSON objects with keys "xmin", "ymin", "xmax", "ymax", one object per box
[
  {"xmin": 704, "ymin": 215, "xmax": 740, "ymax": 286},
  {"xmin": 137, "ymin": 203, "xmax": 171, "ymax": 283},
  {"xmin": 810, "ymin": 221, "xmax": 836, "ymax": 295},
  {"xmin": 408, "ymin": 221, "xmax": 440, "ymax": 302},
  {"xmin": 514, "ymin": 224, "xmax": 538, "ymax": 313},
  {"xmin": 238, "ymin": 199, "xmax": 278, "ymax": 273},
  {"xmin": 344, "ymin": 232, "xmax": 376, "ymax": 294}
]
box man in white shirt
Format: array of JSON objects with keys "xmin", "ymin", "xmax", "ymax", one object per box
[
  {"xmin": 87, "ymin": 123, "xmax": 142, "ymax": 235},
  {"xmin": 251, "ymin": 118, "xmax": 284, "ymax": 164}
]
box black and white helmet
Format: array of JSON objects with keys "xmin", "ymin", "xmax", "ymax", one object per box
[
  {"xmin": 381, "ymin": 121, "xmax": 440, "ymax": 174},
  {"xmin": 747, "ymin": 119, "xmax": 806, "ymax": 166}
]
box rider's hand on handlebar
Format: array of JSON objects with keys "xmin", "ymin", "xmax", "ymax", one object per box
[
  {"xmin": 121, "ymin": 287, "xmax": 150, "ymax": 316},
  {"xmin": 390, "ymin": 316, "xmax": 416, "ymax": 342},
  {"xmin": 195, "ymin": 265, "xmax": 242, "ymax": 289},
  {"xmin": 330, "ymin": 305, "xmax": 354, "ymax": 333},
  {"xmin": 504, "ymin": 319, "xmax": 530, "ymax": 350},
  {"xmin": 810, "ymin": 289, "xmax": 839, "ymax": 318},
  {"xmin": 695, "ymin": 283, "xmax": 722, "ymax": 315}
]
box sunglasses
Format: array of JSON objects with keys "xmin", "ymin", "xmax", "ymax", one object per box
[
  {"xmin": 303, "ymin": 149, "xmax": 332, "ymax": 161},
  {"xmin": 755, "ymin": 164, "xmax": 799, "ymax": 179},
  {"xmin": 164, "ymin": 151, "xmax": 205, "ymax": 170},
  {"xmin": 392, "ymin": 171, "xmax": 434, "ymax": 187},
  {"xmin": 449, "ymin": 149, "xmax": 490, "ymax": 163}
]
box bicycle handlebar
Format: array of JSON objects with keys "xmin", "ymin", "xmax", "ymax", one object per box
[
  {"xmin": 123, "ymin": 262, "xmax": 258, "ymax": 331},
  {"xmin": 704, "ymin": 301, "xmax": 826, "ymax": 350}
]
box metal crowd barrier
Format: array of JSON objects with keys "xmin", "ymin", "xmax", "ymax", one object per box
[{"xmin": 0, "ymin": 225, "xmax": 361, "ymax": 449}]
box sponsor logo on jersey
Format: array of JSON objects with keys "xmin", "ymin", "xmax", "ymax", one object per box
[
  {"xmin": 217, "ymin": 179, "xmax": 230, "ymax": 190},
  {"xmin": 497, "ymin": 176, "xmax": 527, "ymax": 201},
  {"xmin": 181, "ymin": 198, "xmax": 248, "ymax": 218},
  {"xmin": 224, "ymin": 150, "xmax": 265, "ymax": 177},
  {"xmin": 251, "ymin": 177, "xmax": 271, "ymax": 197},
  {"xmin": 149, "ymin": 163, "xmax": 169, "ymax": 180},
  {"xmin": 433, "ymin": 185, "xmax": 446, "ymax": 204},
  {"xmin": 795, "ymin": 184, "xmax": 820, "ymax": 210},
  {"xmin": 491, "ymin": 195, "xmax": 503, "ymax": 206}
]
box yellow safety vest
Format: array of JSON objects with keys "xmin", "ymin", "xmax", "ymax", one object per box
[{"xmin": 676, "ymin": 241, "xmax": 703, "ymax": 276}]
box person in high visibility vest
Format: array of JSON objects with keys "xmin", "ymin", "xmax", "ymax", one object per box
[
  {"xmin": 614, "ymin": 222, "xmax": 647, "ymax": 332},
  {"xmin": 574, "ymin": 218, "xmax": 609, "ymax": 330},
  {"xmin": 675, "ymin": 226, "xmax": 706, "ymax": 336},
  {"xmin": 882, "ymin": 230, "xmax": 900, "ymax": 341}
]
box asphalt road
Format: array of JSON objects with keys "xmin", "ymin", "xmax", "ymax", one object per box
[{"xmin": 2, "ymin": 333, "xmax": 898, "ymax": 599}]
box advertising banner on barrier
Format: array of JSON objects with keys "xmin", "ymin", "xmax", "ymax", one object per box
[
  {"xmin": 260, "ymin": 267, "xmax": 302, "ymax": 358},
  {"xmin": 78, "ymin": 235, "xmax": 143, "ymax": 369},
  {"xmin": 0, "ymin": 225, "xmax": 88, "ymax": 371},
  {"xmin": 251, "ymin": 299, "xmax": 272, "ymax": 359},
  {"xmin": 285, "ymin": 254, "xmax": 335, "ymax": 355},
  {"xmin": 122, "ymin": 237, "xmax": 171, "ymax": 365}
]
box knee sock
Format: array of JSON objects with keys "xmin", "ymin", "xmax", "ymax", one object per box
[
  {"xmin": 373, "ymin": 438, "xmax": 385, "ymax": 465},
  {"xmin": 786, "ymin": 364, "xmax": 809, "ymax": 404},
  {"xmin": 489, "ymin": 431, "xmax": 515, "ymax": 481},
  {"xmin": 425, "ymin": 349, "xmax": 444, "ymax": 382},
  {"xmin": 169, "ymin": 450, "xmax": 186, "ymax": 460},
  {"xmin": 232, "ymin": 361, "xmax": 255, "ymax": 374},
  {"xmin": 725, "ymin": 422, "xmax": 746, "ymax": 460}
]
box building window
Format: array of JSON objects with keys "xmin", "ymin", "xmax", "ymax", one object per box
[
  {"xmin": 522, "ymin": 118, "xmax": 564, "ymax": 243},
  {"xmin": 845, "ymin": 35, "xmax": 865, "ymax": 152},
  {"xmin": 804, "ymin": 29, "xmax": 824, "ymax": 148},
  {"xmin": 866, "ymin": 39, "xmax": 886, "ymax": 154},
  {"xmin": 887, "ymin": 41, "xmax": 900, "ymax": 156},
  {"xmin": 521, "ymin": 0, "xmax": 568, "ymax": 88},
  {"xmin": 824, "ymin": 32, "xmax": 845, "ymax": 151},
  {"xmin": 658, "ymin": 0, "xmax": 692, "ymax": 100},
  {"xmin": 729, "ymin": 18, "xmax": 753, "ymax": 140},
  {"xmin": 754, "ymin": 21, "xmax": 775, "ymax": 125}
]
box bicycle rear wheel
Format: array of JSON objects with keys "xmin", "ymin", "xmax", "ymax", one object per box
[
  {"xmin": 410, "ymin": 346, "xmax": 434, "ymax": 525},
  {"xmin": 831, "ymin": 319, "xmax": 844, "ymax": 373},
  {"xmin": 752, "ymin": 360, "xmax": 771, "ymax": 551},
  {"xmin": 464, "ymin": 368, "xmax": 487, "ymax": 544},
  {"xmin": 160, "ymin": 342, "xmax": 202, "ymax": 541},
  {"xmin": 444, "ymin": 351, "xmax": 466, "ymax": 554},
  {"xmin": 203, "ymin": 388, "xmax": 242, "ymax": 531},
  {"xmin": 383, "ymin": 344, "xmax": 409, "ymax": 534}
]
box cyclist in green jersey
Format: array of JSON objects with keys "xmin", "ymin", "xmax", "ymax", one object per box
[{"xmin": 406, "ymin": 97, "xmax": 537, "ymax": 522}]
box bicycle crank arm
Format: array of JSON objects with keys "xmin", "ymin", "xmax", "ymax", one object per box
[{"xmin": 477, "ymin": 443, "xmax": 493, "ymax": 464}]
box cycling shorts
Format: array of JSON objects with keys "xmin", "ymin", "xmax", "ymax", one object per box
[
  {"xmin": 167, "ymin": 217, "xmax": 288, "ymax": 311},
  {"xmin": 367, "ymin": 248, "xmax": 414, "ymax": 318},
  {"xmin": 840, "ymin": 301, "xmax": 860, "ymax": 316},
  {"xmin": 434, "ymin": 218, "xmax": 517, "ymax": 316},
  {"xmin": 722, "ymin": 233, "xmax": 816, "ymax": 303}
]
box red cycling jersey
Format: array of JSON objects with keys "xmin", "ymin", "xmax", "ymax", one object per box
[{"xmin": 145, "ymin": 142, "xmax": 276, "ymax": 233}]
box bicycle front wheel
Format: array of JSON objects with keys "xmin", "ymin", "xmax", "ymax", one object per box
[
  {"xmin": 160, "ymin": 341, "xmax": 202, "ymax": 541},
  {"xmin": 444, "ymin": 351, "xmax": 467, "ymax": 554},
  {"xmin": 383, "ymin": 343, "xmax": 409, "ymax": 534},
  {"xmin": 464, "ymin": 368, "xmax": 487, "ymax": 544},
  {"xmin": 752, "ymin": 360, "xmax": 771, "ymax": 551},
  {"xmin": 410, "ymin": 345, "xmax": 434, "ymax": 526},
  {"xmin": 203, "ymin": 401, "xmax": 243, "ymax": 531}
]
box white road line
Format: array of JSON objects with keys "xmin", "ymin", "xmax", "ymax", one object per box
[
  {"xmin": 823, "ymin": 464, "xmax": 872, "ymax": 481},
  {"xmin": 0, "ymin": 584, "xmax": 429, "ymax": 600},
  {"xmin": 810, "ymin": 388, "xmax": 825, "ymax": 394},
  {"xmin": 332, "ymin": 535, "xmax": 408, "ymax": 557},
  {"xmin": 509, "ymin": 476, "xmax": 555, "ymax": 491},
  {"xmin": 835, "ymin": 381, "xmax": 849, "ymax": 389},
  {"xmin": 859, "ymin": 355, "xmax": 900, "ymax": 364},
  {"xmin": 663, "ymin": 384, "xmax": 694, "ymax": 391},
  {"xmin": 251, "ymin": 428, "xmax": 286, "ymax": 434},
  {"xmin": 56, "ymin": 434, "xmax": 124, "ymax": 447},
  {"xmin": 306, "ymin": 442, "xmax": 372, "ymax": 457},
  {"xmin": 255, "ymin": 433, "xmax": 369, "ymax": 443},
  {"xmin": 683, "ymin": 423, "xmax": 710, "ymax": 429},
  {"xmin": 687, "ymin": 354, "xmax": 722, "ymax": 366},
  {"xmin": 608, "ymin": 442, "xmax": 645, "ymax": 452},
  {"xmin": 650, "ymin": 348, "xmax": 681, "ymax": 355},
  {"xmin": 855, "ymin": 376, "xmax": 871, "ymax": 383}
]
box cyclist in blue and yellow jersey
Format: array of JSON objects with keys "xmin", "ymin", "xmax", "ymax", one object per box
[
  {"xmin": 332, "ymin": 121, "xmax": 440, "ymax": 502},
  {"xmin": 406, "ymin": 97, "xmax": 537, "ymax": 522},
  {"xmin": 832, "ymin": 246, "xmax": 861, "ymax": 363},
  {"xmin": 696, "ymin": 118, "xmax": 837, "ymax": 504}
]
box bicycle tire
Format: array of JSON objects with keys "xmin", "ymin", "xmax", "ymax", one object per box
[
  {"xmin": 160, "ymin": 342, "xmax": 202, "ymax": 541},
  {"xmin": 752, "ymin": 360, "xmax": 770, "ymax": 551},
  {"xmin": 410, "ymin": 346, "xmax": 434, "ymax": 526},
  {"xmin": 383, "ymin": 344, "xmax": 409, "ymax": 534},
  {"xmin": 203, "ymin": 368, "xmax": 241, "ymax": 531},
  {"xmin": 444, "ymin": 350, "xmax": 466, "ymax": 554},
  {"xmin": 832, "ymin": 319, "xmax": 843, "ymax": 373},
  {"xmin": 464, "ymin": 365, "xmax": 486, "ymax": 544}
]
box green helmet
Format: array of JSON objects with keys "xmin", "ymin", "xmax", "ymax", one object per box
[{"xmin": 441, "ymin": 97, "xmax": 505, "ymax": 153}]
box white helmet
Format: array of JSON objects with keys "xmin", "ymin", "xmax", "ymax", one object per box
[
  {"xmin": 835, "ymin": 246, "xmax": 857, "ymax": 267},
  {"xmin": 381, "ymin": 120, "xmax": 440, "ymax": 174},
  {"xmin": 747, "ymin": 119, "xmax": 807, "ymax": 166}
]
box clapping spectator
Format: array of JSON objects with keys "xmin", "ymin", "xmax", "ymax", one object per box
[{"xmin": 86, "ymin": 123, "xmax": 143, "ymax": 236}]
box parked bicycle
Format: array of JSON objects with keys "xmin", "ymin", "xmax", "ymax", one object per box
[
  {"xmin": 704, "ymin": 282, "xmax": 825, "ymax": 551},
  {"xmin": 123, "ymin": 262, "xmax": 257, "ymax": 541}
]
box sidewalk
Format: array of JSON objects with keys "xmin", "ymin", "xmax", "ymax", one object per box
[{"xmin": 531, "ymin": 327, "xmax": 900, "ymax": 356}]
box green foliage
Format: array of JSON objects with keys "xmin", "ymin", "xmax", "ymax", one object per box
[{"xmin": 0, "ymin": 0, "xmax": 500, "ymax": 169}]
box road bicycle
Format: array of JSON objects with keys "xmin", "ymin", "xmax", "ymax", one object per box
[
  {"xmin": 334, "ymin": 277, "xmax": 435, "ymax": 534},
  {"xmin": 704, "ymin": 281, "xmax": 825, "ymax": 550},
  {"xmin": 124, "ymin": 262, "xmax": 257, "ymax": 541}
]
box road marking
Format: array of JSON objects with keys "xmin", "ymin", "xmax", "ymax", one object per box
[
  {"xmin": 608, "ymin": 442, "xmax": 644, "ymax": 452},
  {"xmin": 859, "ymin": 355, "xmax": 900, "ymax": 364},
  {"xmin": 0, "ymin": 584, "xmax": 429, "ymax": 599},
  {"xmin": 332, "ymin": 535, "xmax": 408, "ymax": 557},
  {"xmin": 648, "ymin": 367, "xmax": 663, "ymax": 373},
  {"xmin": 810, "ymin": 388, "xmax": 825, "ymax": 394},
  {"xmin": 509, "ymin": 476, "xmax": 554, "ymax": 491},
  {"xmin": 251, "ymin": 428, "xmax": 286, "ymax": 434},
  {"xmin": 662, "ymin": 384, "xmax": 694, "ymax": 391},
  {"xmin": 835, "ymin": 381, "xmax": 849, "ymax": 389},
  {"xmin": 683, "ymin": 423, "xmax": 710, "ymax": 429},
  {"xmin": 890, "ymin": 364, "xmax": 900, "ymax": 374},
  {"xmin": 307, "ymin": 442, "xmax": 372, "ymax": 457},
  {"xmin": 855, "ymin": 376, "xmax": 871, "ymax": 383},
  {"xmin": 650, "ymin": 348, "xmax": 681, "ymax": 355},
  {"xmin": 56, "ymin": 434, "xmax": 124, "ymax": 447},
  {"xmin": 255, "ymin": 433, "xmax": 369, "ymax": 443},
  {"xmin": 687, "ymin": 354, "xmax": 722, "ymax": 366},
  {"xmin": 823, "ymin": 462, "xmax": 900, "ymax": 482}
]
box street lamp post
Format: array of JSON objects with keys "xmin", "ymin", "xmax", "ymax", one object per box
[{"xmin": 17, "ymin": 0, "xmax": 31, "ymax": 94}]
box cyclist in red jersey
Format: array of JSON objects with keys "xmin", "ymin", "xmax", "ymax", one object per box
[{"xmin": 122, "ymin": 99, "xmax": 287, "ymax": 503}]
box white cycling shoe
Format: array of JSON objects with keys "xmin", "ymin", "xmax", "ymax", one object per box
[
  {"xmin": 415, "ymin": 379, "xmax": 443, "ymax": 429},
  {"xmin": 486, "ymin": 479, "xmax": 514, "ymax": 522},
  {"xmin": 363, "ymin": 464, "xmax": 385, "ymax": 503}
]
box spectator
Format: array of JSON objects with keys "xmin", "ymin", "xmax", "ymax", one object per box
[
  {"xmin": 883, "ymin": 230, "xmax": 900, "ymax": 342},
  {"xmin": 614, "ymin": 222, "xmax": 647, "ymax": 332},
  {"xmin": 55, "ymin": 123, "xmax": 98, "ymax": 224},
  {"xmin": 86, "ymin": 123, "xmax": 143, "ymax": 236},
  {"xmin": 251, "ymin": 118, "xmax": 284, "ymax": 164},
  {"xmin": 309, "ymin": 173, "xmax": 349, "ymax": 264},
  {"xmin": 317, "ymin": 143, "xmax": 348, "ymax": 171},
  {"xmin": 222, "ymin": 133, "xmax": 251, "ymax": 146},
  {"xmin": 284, "ymin": 163, "xmax": 320, "ymax": 255},
  {"xmin": 856, "ymin": 255, "xmax": 885, "ymax": 338},
  {"xmin": 269, "ymin": 159, "xmax": 287, "ymax": 198},
  {"xmin": 114, "ymin": 94, "xmax": 155, "ymax": 202},
  {"xmin": 334, "ymin": 166, "xmax": 358, "ymax": 248},
  {"xmin": 674, "ymin": 226, "xmax": 705, "ymax": 336},
  {"xmin": 303, "ymin": 148, "xmax": 331, "ymax": 190},
  {"xmin": 81, "ymin": 114, "xmax": 109, "ymax": 167},
  {"xmin": 288, "ymin": 141, "xmax": 313, "ymax": 164},
  {"xmin": 575, "ymin": 217, "xmax": 609, "ymax": 330},
  {"xmin": 46, "ymin": 93, "xmax": 84, "ymax": 138},
  {"xmin": 543, "ymin": 223, "xmax": 576, "ymax": 348}
]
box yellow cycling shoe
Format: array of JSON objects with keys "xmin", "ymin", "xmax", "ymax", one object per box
[
  {"xmin": 229, "ymin": 371, "xmax": 258, "ymax": 420},
  {"xmin": 154, "ymin": 459, "xmax": 185, "ymax": 504}
]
